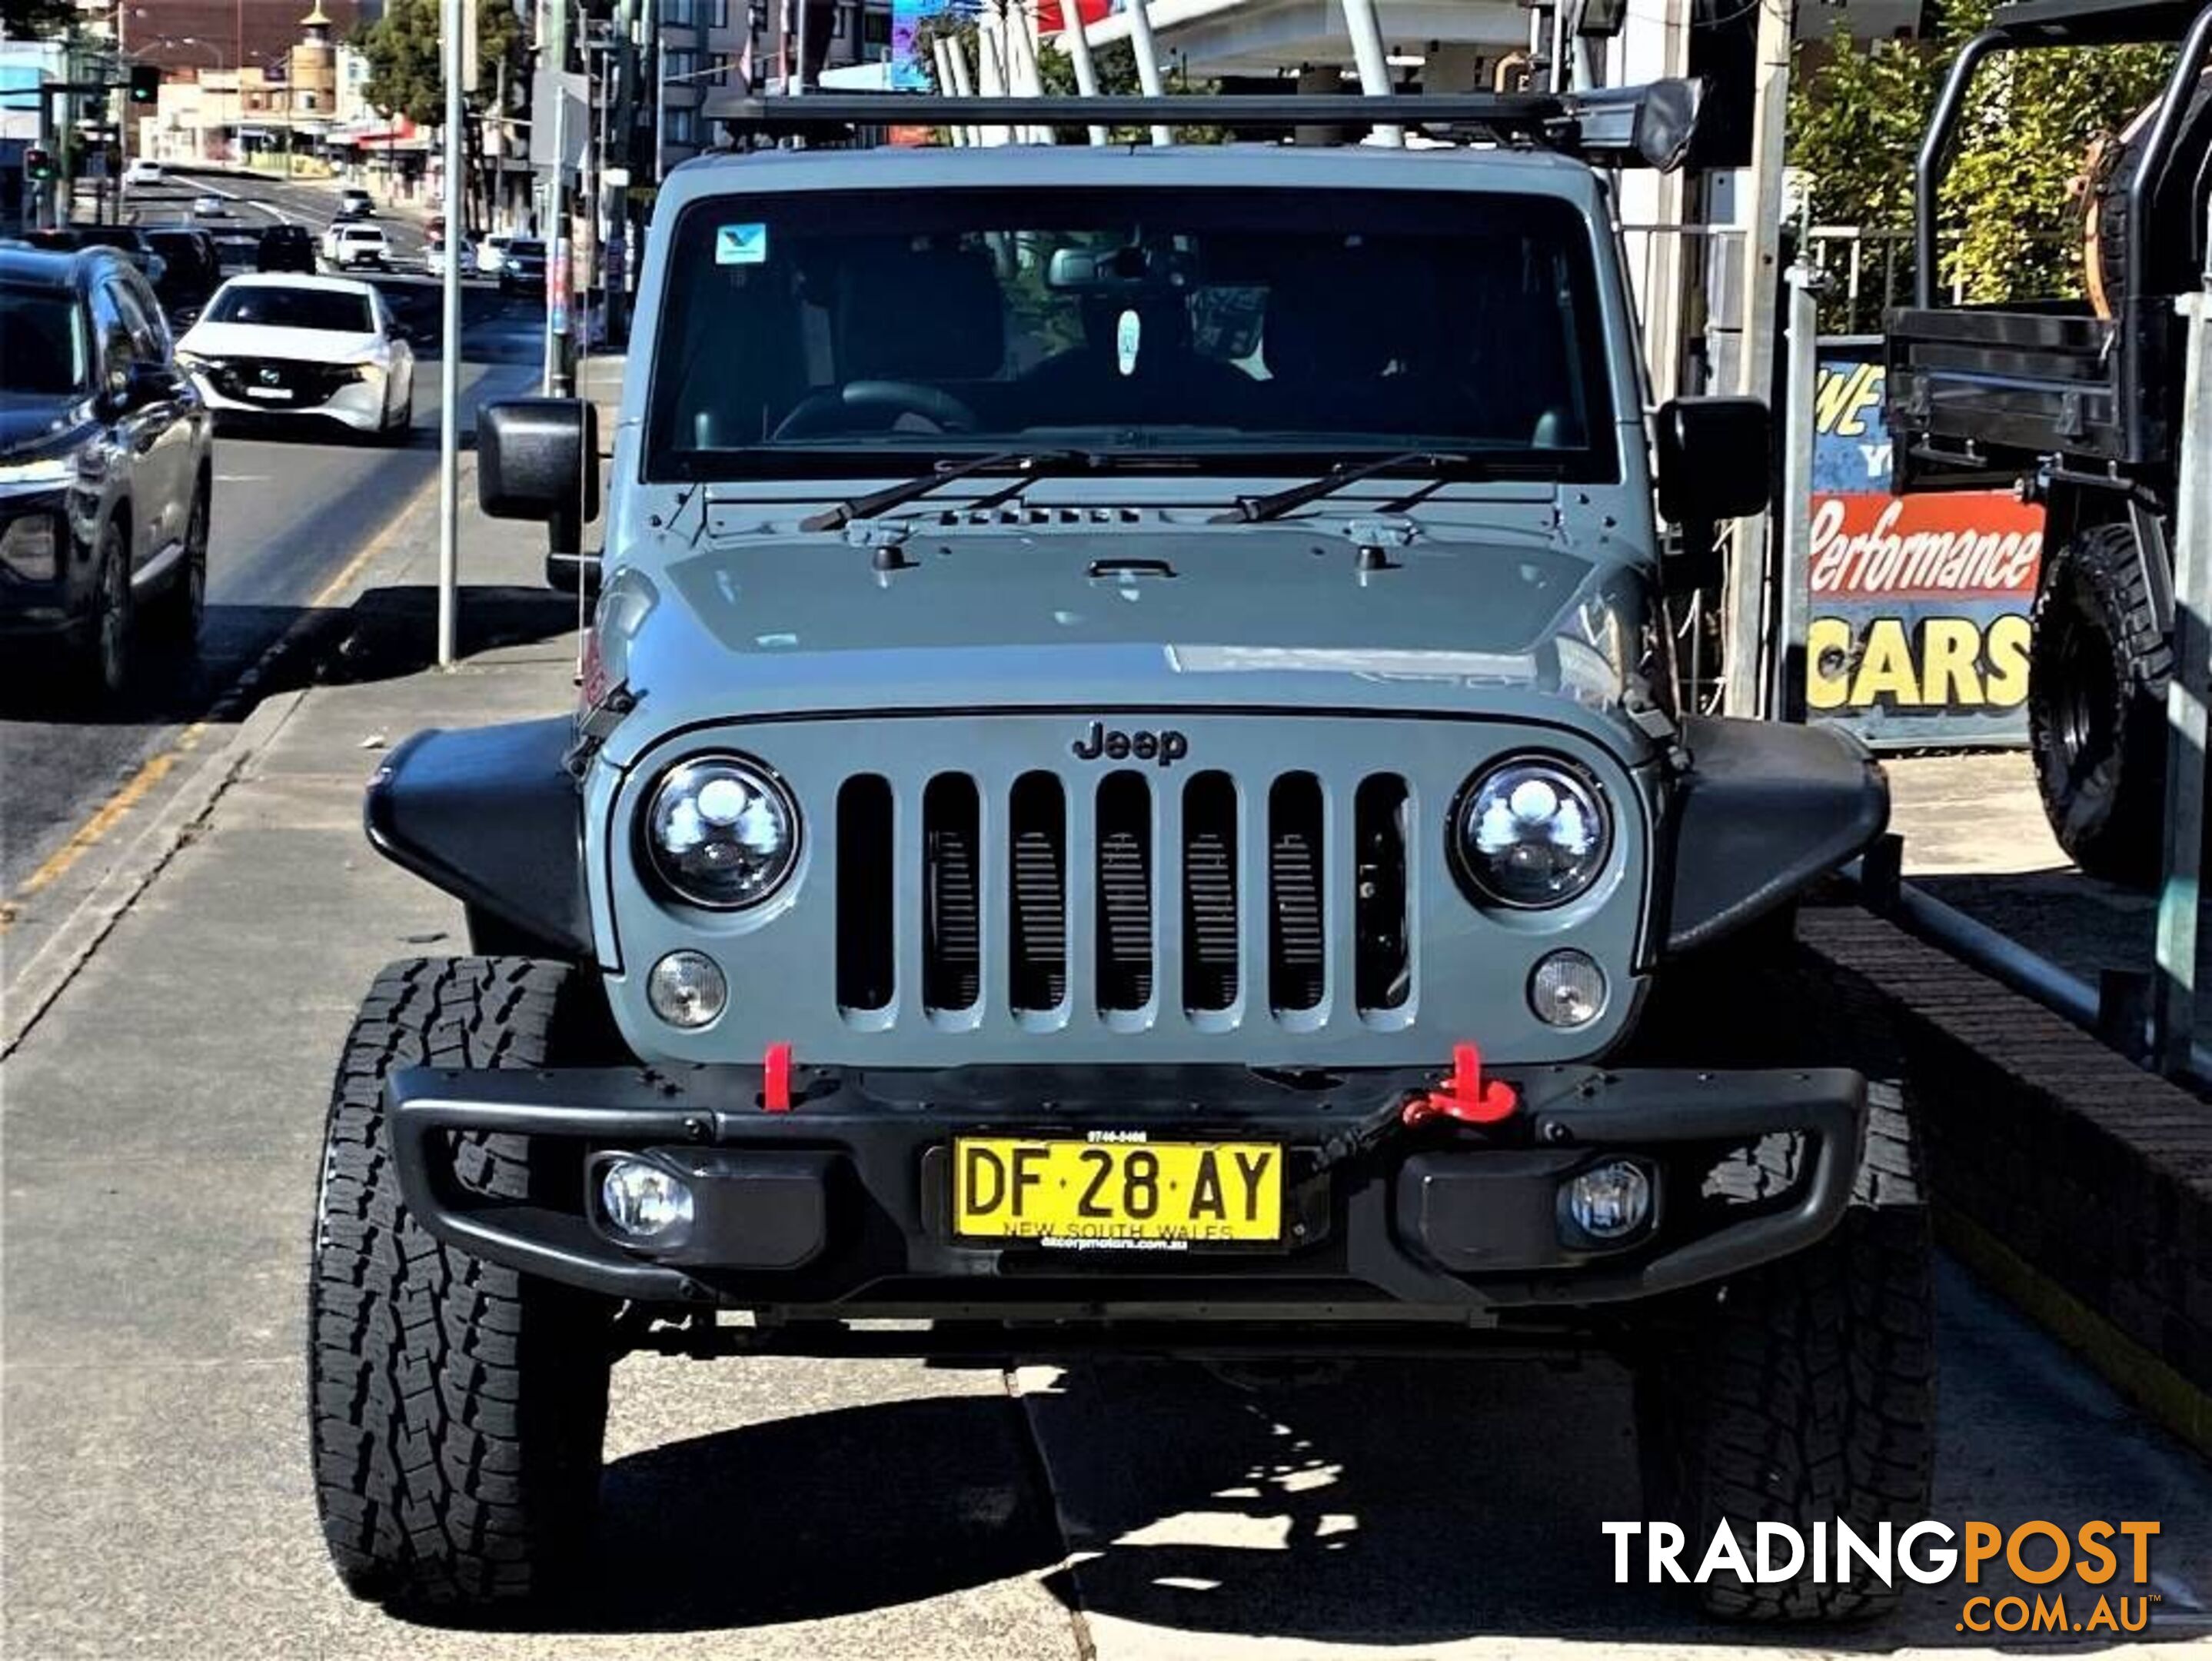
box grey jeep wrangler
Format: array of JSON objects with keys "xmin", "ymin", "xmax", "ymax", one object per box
[{"xmin": 310, "ymin": 88, "xmax": 1934, "ymax": 1620}]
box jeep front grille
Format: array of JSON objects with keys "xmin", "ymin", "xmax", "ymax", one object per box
[{"xmin": 833, "ymin": 766, "xmax": 1415, "ymax": 1030}]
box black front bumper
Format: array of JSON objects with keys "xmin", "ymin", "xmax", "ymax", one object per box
[{"xmin": 385, "ymin": 1061, "xmax": 1867, "ymax": 1321}]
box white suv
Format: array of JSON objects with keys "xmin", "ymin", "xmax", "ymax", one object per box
[{"xmin": 322, "ymin": 224, "xmax": 391, "ymax": 270}]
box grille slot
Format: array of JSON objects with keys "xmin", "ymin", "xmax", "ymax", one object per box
[
  {"xmin": 1008, "ymin": 772, "xmax": 1067, "ymax": 1012},
  {"xmin": 1096, "ymin": 771, "xmax": 1154, "ymax": 1011},
  {"xmin": 1268, "ymin": 774, "xmax": 1326, "ymax": 1013},
  {"xmin": 836, "ymin": 776, "xmax": 894, "ymax": 1013},
  {"xmin": 1355, "ymin": 774, "xmax": 1412, "ymax": 1013},
  {"xmin": 923, "ymin": 774, "xmax": 980, "ymax": 1013},
  {"xmin": 1182, "ymin": 772, "xmax": 1240, "ymax": 1014}
]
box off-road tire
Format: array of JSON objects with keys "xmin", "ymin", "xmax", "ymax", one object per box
[
  {"xmin": 2028, "ymin": 520, "xmax": 2172, "ymax": 886},
  {"xmin": 1632, "ymin": 949, "xmax": 1936, "ymax": 1623},
  {"xmin": 309, "ymin": 957, "xmax": 616, "ymax": 1611}
]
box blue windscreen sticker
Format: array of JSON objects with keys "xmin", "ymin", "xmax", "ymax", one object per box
[{"xmin": 716, "ymin": 223, "xmax": 768, "ymax": 265}]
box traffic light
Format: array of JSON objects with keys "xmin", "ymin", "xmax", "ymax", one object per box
[
  {"xmin": 128, "ymin": 64, "xmax": 159, "ymax": 106},
  {"xmin": 25, "ymin": 146, "xmax": 56, "ymax": 183}
]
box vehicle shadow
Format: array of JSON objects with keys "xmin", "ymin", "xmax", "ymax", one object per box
[
  {"xmin": 0, "ymin": 584, "xmax": 575, "ymax": 728},
  {"xmin": 404, "ymin": 1330, "xmax": 2205, "ymax": 1646}
]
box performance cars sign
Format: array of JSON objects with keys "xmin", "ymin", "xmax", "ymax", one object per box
[{"xmin": 1805, "ymin": 345, "xmax": 2044, "ymax": 747}]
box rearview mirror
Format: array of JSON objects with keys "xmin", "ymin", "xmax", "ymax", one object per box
[
  {"xmin": 1654, "ymin": 396, "xmax": 1771, "ymax": 525},
  {"xmin": 478, "ymin": 398, "xmax": 600, "ymax": 525}
]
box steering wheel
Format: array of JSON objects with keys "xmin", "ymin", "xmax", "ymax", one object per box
[{"xmin": 770, "ymin": 381, "xmax": 980, "ymax": 441}]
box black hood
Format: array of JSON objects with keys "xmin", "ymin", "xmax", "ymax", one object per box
[{"xmin": 0, "ymin": 394, "xmax": 90, "ymax": 458}]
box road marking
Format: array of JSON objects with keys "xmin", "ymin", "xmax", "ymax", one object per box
[{"xmin": 11, "ymin": 722, "xmax": 207, "ymax": 902}]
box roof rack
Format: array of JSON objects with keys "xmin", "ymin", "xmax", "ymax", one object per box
[{"xmin": 696, "ymin": 80, "xmax": 1706, "ymax": 172}]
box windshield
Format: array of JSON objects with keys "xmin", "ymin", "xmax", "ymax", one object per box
[
  {"xmin": 647, "ymin": 186, "xmax": 1616, "ymax": 481},
  {"xmin": 205, "ymin": 285, "xmax": 373, "ymax": 333},
  {"xmin": 0, "ymin": 286, "xmax": 88, "ymax": 396}
]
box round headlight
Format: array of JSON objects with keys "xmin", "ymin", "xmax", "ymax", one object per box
[
  {"xmin": 1453, "ymin": 757, "xmax": 1612, "ymax": 908},
  {"xmin": 644, "ymin": 755, "xmax": 801, "ymax": 909}
]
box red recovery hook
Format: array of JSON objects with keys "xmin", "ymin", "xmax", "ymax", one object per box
[
  {"xmin": 1401, "ymin": 1042, "xmax": 1518, "ymax": 1128},
  {"xmin": 762, "ymin": 1041, "xmax": 793, "ymax": 1113}
]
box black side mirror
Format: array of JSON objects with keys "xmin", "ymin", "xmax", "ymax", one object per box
[
  {"xmin": 109, "ymin": 358, "xmax": 176, "ymax": 411},
  {"xmin": 1654, "ymin": 396, "xmax": 1771, "ymax": 525},
  {"xmin": 478, "ymin": 397, "xmax": 600, "ymax": 525}
]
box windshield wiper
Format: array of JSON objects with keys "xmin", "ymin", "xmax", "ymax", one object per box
[
  {"xmin": 800, "ymin": 449, "xmax": 1083, "ymax": 534},
  {"xmin": 1211, "ymin": 451, "xmax": 1474, "ymax": 525}
]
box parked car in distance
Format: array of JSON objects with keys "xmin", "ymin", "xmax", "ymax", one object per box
[
  {"xmin": 255, "ymin": 223, "xmax": 317, "ymax": 274},
  {"xmin": 336, "ymin": 187, "xmax": 375, "ymax": 221},
  {"xmin": 496, "ymin": 235, "xmax": 546, "ymax": 295},
  {"xmin": 142, "ymin": 227, "xmax": 224, "ymax": 325},
  {"xmin": 0, "ymin": 244, "xmax": 213, "ymax": 693},
  {"xmin": 474, "ymin": 232, "xmax": 511, "ymax": 277},
  {"xmin": 191, "ymin": 195, "xmax": 231, "ymax": 219},
  {"xmin": 424, "ymin": 236, "xmax": 449, "ymax": 279},
  {"xmin": 175, "ymin": 274, "xmax": 415, "ymax": 441},
  {"xmin": 121, "ymin": 158, "xmax": 165, "ymax": 188},
  {"xmin": 321, "ymin": 223, "xmax": 391, "ymax": 270}
]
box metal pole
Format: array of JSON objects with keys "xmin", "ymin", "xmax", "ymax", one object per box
[
  {"xmin": 1773, "ymin": 256, "xmax": 1821, "ymax": 722},
  {"xmin": 438, "ymin": 0, "xmax": 465, "ymax": 670},
  {"xmin": 1722, "ymin": 0, "xmax": 1795, "ymax": 718},
  {"xmin": 1337, "ymin": 0, "xmax": 1402, "ymax": 146},
  {"xmin": 1059, "ymin": 0, "xmax": 1108, "ymax": 147},
  {"xmin": 546, "ymin": 0, "xmax": 573, "ymax": 396},
  {"xmin": 651, "ymin": 0, "xmax": 666, "ymax": 180},
  {"xmin": 2152, "ymin": 206, "xmax": 2210, "ymax": 1077},
  {"xmin": 930, "ymin": 37, "xmax": 967, "ymax": 144},
  {"xmin": 944, "ymin": 33, "xmax": 980, "ymax": 148},
  {"xmin": 1122, "ymin": 0, "xmax": 1173, "ymax": 147}
]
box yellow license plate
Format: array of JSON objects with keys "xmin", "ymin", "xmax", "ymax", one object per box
[{"xmin": 952, "ymin": 1137, "xmax": 1282, "ymax": 1247}]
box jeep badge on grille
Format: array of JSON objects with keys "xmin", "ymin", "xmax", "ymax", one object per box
[{"xmin": 1071, "ymin": 722, "xmax": 1189, "ymax": 766}]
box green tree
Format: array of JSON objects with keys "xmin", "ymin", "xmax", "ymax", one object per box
[
  {"xmin": 1, "ymin": 0, "xmax": 78, "ymax": 38},
  {"xmin": 1789, "ymin": 0, "xmax": 2171, "ymax": 304},
  {"xmin": 354, "ymin": 0, "xmax": 523, "ymax": 229},
  {"xmin": 354, "ymin": 0, "xmax": 523, "ymax": 126}
]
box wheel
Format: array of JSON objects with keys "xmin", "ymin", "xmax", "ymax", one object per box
[
  {"xmin": 73, "ymin": 514, "xmax": 135, "ymax": 697},
  {"xmin": 2027, "ymin": 520, "xmax": 2172, "ymax": 885},
  {"xmin": 380, "ymin": 393, "xmax": 414, "ymax": 445},
  {"xmin": 144, "ymin": 478, "xmax": 208, "ymax": 648},
  {"xmin": 1631, "ymin": 949, "xmax": 1936, "ymax": 1623},
  {"xmin": 308, "ymin": 957, "xmax": 617, "ymax": 1610}
]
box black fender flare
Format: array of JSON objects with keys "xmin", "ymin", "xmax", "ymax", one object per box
[
  {"xmin": 1661, "ymin": 717, "xmax": 1888, "ymax": 957},
  {"xmin": 364, "ymin": 717, "xmax": 594, "ymax": 960}
]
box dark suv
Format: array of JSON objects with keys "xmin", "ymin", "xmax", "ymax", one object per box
[
  {"xmin": 256, "ymin": 223, "xmax": 318, "ymax": 275},
  {"xmin": 0, "ymin": 246, "xmax": 214, "ymax": 693}
]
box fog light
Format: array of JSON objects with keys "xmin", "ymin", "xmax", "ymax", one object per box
[
  {"xmin": 647, "ymin": 950, "xmax": 726, "ymax": 1029},
  {"xmin": 600, "ymin": 1157, "xmax": 694, "ymax": 1240},
  {"xmin": 1529, "ymin": 949, "xmax": 1607, "ymax": 1028},
  {"xmin": 1566, "ymin": 1159, "xmax": 1652, "ymax": 1240}
]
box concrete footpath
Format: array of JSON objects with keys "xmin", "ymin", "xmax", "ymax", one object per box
[{"xmin": 7, "ymin": 388, "xmax": 2212, "ymax": 1655}]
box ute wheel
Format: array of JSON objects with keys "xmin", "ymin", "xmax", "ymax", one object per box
[
  {"xmin": 309, "ymin": 957, "xmax": 617, "ymax": 1611},
  {"xmin": 2027, "ymin": 520, "xmax": 2171, "ymax": 886},
  {"xmin": 1632, "ymin": 951, "xmax": 1936, "ymax": 1623}
]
